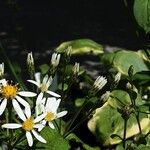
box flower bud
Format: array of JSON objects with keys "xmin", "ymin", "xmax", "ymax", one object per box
[
  {"xmin": 27, "ymin": 52, "xmax": 35, "ymax": 79},
  {"xmin": 51, "ymin": 53, "xmax": 61, "ymax": 67},
  {"xmin": 126, "ymin": 82, "xmax": 132, "ymax": 90},
  {"xmin": 93, "ymin": 76, "xmax": 107, "ymax": 92},
  {"xmin": 72, "ymin": 62, "xmax": 80, "ymax": 76},
  {"xmin": 27, "ymin": 52, "xmax": 34, "ymax": 67},
  {"xmin": 0, "ymin": 62, "xmax": 4, "ymax": 78},
  {"xmin": 100, "ymin": 91, "xmax": 110, "ymax": 103},
  {"xmin": 114, "ymin": 72, "xmax": 121, "ymax": 84}
]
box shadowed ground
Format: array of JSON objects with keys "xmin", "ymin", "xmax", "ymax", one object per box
[{"xmin": 0, "ymin": 0, "xmax": 142, "ymax": 78}]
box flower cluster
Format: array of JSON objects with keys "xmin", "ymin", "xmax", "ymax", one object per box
[{"xmin": 0, "ymin": 53, "xmax": 67, "ymax": 147}]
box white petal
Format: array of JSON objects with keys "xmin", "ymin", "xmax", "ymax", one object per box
[
  {"xmin": 46, "ymin": 76, "xmax": 52, "ymax": 87},
  {"xmin": 27, "ymin": 80, "xmax": 40, "ymax": 87},
  {"xmin": 26, "ymin": 131, "xmax": 33, "ymax": 147},
  {"xmin": 38, "ymin": 120, "xmax": 46, "ymax": 132},
  {"xmin": 42, "ymin": 97, "xmax": 46, "ymax": 105},
  {"xmin": 56, "ymin": 111, "xmax": 67, "ymax": 118},
  {"xmin": 41, "ymin": 120, "xmax": 47, "ymax": 126},
  {"xmin": 34, "ymin": 124, "xmax": 44, "ymax": 129},
  {"xmin": 48, "ymin": 98, "xmax": 61, "ymax": 113},
  {"xmin": 32, "ymin": 130, "xmax": 46, "ymax": 143},
  {"xmin": 34, "ymin": 113, "xmax": 46, "ymax": 123},
  {"xmin": 35, "ymin": 72, "xmax": 41, "ymax": 84},
  {"xmin": 45, "ymin": 97, "xmax": 57, "ymax": 112},
  {"xmin": 16, "ymin": 95, "xmax": 30, "ymax": 108},
  {"xmin": 46, "ymin": 90, "xmax": 61, "ymax": 97},
  {"xmin": 48, "ymin": 122, "xmax": 55, "ymax": 129},
  {"xmin": 2, "ymin": 123, "xmax": 22, "ymax": 129},
  {"xmin": 12, "ymin": 100, "xmax": 26, "ymax": 121},
  {"xmin": 38, "ymin": 125, "xmax": 45, "ymax": 132},
  {"xmin": 18, "ymin": 91, "xmax": 37, "ymax": 97},
  {"xmin": 35, "ymin": 104, "xmax": 45, "ymax": 116},
  {"xmin": 0, "ymin": 99, "xmax": 7, "ymax": 115},
  {"xmin": 36, "ymin": 93, "xmax": 43, "ymax": 105},
  {"xmin": 53, "ymin": 99, "xmax": 61, "ymax": 112},
  {"xmin": 0, "ymin": 79, "xmax": 7, "ymax": 86},
  {"xmin": 25, "ymin": 106, "xmax": 31, "ymax": 119},
  {"xmin": 42, "ymin": 74, "xmax": 48, "ymax": 84}
]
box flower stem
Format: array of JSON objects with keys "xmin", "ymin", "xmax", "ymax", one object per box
[{"xmin": 123, "ymin": 118, "xmax": 128, "ymax": 149}]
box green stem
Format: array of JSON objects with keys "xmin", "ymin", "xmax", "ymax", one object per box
[
  {"xmin": 64, "ymin": 96, "xmax": 89, "ymax": 136},
  {"xmin": 11, "ymin": 132, "xmax": 25, "ymax": 148},
  {"xmin": 123, "ymin": 119, "xmax": 128, "ymax": 149},
  {"xmin": 64, "ymin": 97, "xmax": 101, "ymax": 138},
  {"xmin": 7, "ymin": 102, "xmax": 13, "ymax": 149},
  {"xmin": 135, "ymin": 112, "xmax": 142, "ymax": 134}
]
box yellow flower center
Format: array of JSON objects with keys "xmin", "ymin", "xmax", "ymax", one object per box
[
  {"xmin": 22, "ymin": 118, "xmax": 34, "ymax": 131},
  {"xmin": 1, "ymin": 83, "xmax": 18, "ymax": 99},
  {"xmin": 40, "ymin": 84, "xmax": 48, "ymax": 92},
  {"xmin": 45, "ymin": 112, "xmax": 55, "ymax": 122}
]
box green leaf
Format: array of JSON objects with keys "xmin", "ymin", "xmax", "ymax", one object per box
[
  {"xmin": 39, "ymin": 64, "xmax": 50, "ymax": 74},
  {"xmin": 136, "ymin": 145, "xmax": 150, "ymax": 150},
  {"xmin": 88, "ymin": 90, "xmax": 150, "ymax": 146},
  {"xmin": 55, "ymin": 39, "xmax": 103, "ymax": 55},
  {"xmin": 58, "ymin": 83, "xmax": 68, "ymax": 91},
  {"xmin": 101, "ymin": 50, "xmax": 149, "ymax": 76},
  {"xmin": 134, "ymin": 0, "xmax": 150, "ymax": 33},
  {"xmin": 36, "ymin": 127, "xmax": 70, "ymax": 150}
]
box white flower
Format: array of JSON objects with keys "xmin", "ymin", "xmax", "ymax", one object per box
[
  {"xmin": 93, "ymin": 76, "xmax": 107, "ymax": 91},
  {"xmin": 2, "ymin": 101, "xmax": 46, "ymax": 147},
  {"xmin": 51, "ymin": 53, "xmax": 60, "ymax": 67},
  {"xmin": 35, "ymin": 94, "xmax": 46, "ymax": 116},
  {"xmin": 28, "ymin": 72, "xmax": 61, "ymax": 101},
  {"xmin": 39, "ymin": 97, "xmax": 67, "ymax": 131},
  {"xmin": 0, "ymin": 79, "xmax": 36, "ymax": 115},
  {"xmin": 0, "ymin": 62, "xmax": 4, "ymax": 77}
]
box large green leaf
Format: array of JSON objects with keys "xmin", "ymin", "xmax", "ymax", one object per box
[
  {"xmin": 55, "ymin": 39, "xmax": 103, "ymax": 55},
  {"xmin": 36, "ymin": 127, "xmax": 70, "ymax": 150},
  {"xmin": 87, "ymin": 90, "xmax": 150, "ymax": 146},
  {"xmin": 134, "ymin": 0, "xmax": 150, "ymax": 33},
  {"xmin": 101, "ymin": 50, "xmax": 149, "ymax": 75}
]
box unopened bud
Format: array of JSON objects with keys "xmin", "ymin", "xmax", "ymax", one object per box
[
  {"xmin": 126, "ymin": 82, "xmax": 132, "ymax": 89},
  {"xmin": 73, "ymin": 62, "xmax": 80, "ymax": 76},
  {"xmin": 27, "ymin": 52, "xmax": 34, "ymax": 67},
  {"xmin": 100, "ymin": 91, "xmax": 110, "ymax": 103},
  {"xmin": 51, "ymin": 53, "xmax": 61, "ymax": 67},
  {"xmin": 114, "ymin": 72, "xmax": 121, "ymax": 84},
  {"xmin": 93, "ymin": 76, "xmax": 107, "ymax": 92},
  {"xmin": 27, "ymin": 52, "xmax": 35, "ymax": 79},
  {"xmin": 0, "ymin": 62, "xmax": 4, "ymax": 78}
]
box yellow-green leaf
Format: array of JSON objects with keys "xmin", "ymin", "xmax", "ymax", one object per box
[{"xmin": 55, "ymin": 39, "xmax": 103, "ymax": 55}]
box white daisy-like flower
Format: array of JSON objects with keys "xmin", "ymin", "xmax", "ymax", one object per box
[
  {"xmin": 27, "ymin": 72, "xmax": 61, "ymax": 101},
  {"xmin": 0, "ymin": 79, "xmax": 36, "ymax": 115},
  {"xmin": 39, "ymin": 97, "xmax": 67, "ymax": 131},
  {"xmin": 2, "ymin": 101, "xmax": 46, "ymax": 147}
]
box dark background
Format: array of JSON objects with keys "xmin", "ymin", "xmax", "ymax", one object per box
[{"xmin": 0, "ymin": 0, "xmax": 142, "ymax": 65}]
